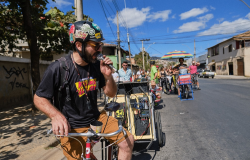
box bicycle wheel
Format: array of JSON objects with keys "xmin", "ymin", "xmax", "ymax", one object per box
[
  {"xmin": 166, "ymin": 83, "xmax": 170, "ymax": 95},
  {"xmin": 156, "ymin": 111, "xmax": 163, "ymax": 147},
  {"xmin": 163, "ymin": 82, "xmax": 167, "ymax": 93},
  {"xmin": 185, "ymin": 86, "xmax": 189, "ymax": 99}
]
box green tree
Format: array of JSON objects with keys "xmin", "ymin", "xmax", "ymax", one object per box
[
  {"xmin": 0, "ymin": 0, "xmax": 92, "ymax": 111},
  {"xmin": 134, "ymin": 51, "xmax": 150, "ymax": 70}
]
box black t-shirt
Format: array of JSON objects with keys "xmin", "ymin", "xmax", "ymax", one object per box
[
  {"xmin": 175, "ymin": 64, "xmax": 187, "ymax": 70},
  {"xmin": 36, "ymin": 54, "xmax": 105, "ymax": 129}
]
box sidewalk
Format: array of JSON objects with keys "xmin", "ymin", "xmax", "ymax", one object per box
[
  {"xmin": 214, "ymin": 75, "xmax": 250, "ymax": 80},
  {"xmin": 0, "ymin": 90, "xmax": 106, "ymax": 160}
]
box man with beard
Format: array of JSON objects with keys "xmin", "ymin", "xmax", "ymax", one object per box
[{"xmin": 34, "ymin": 21, "xmax": 134, "ymax": 160}]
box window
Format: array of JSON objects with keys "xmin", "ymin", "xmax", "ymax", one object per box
[
  {"xmin": 229, "ymin": 44, "xmax": 232, "ymax": 52},
  {"xmin": 211, "ymin": 46, "xmax": 219, "ymax": 56},
  {"xmin": 215, "ymin": 46, "xmax": 219, "ymax": 55}
]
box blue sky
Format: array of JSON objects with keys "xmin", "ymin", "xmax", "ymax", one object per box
[{"xmin": 47, "ymin": 0, "xmax": 250, "ymax": 58}]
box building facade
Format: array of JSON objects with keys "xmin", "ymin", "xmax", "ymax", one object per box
[{"xmin": 207, "ymin": 31, "xmax": 250, "ymax": 76}]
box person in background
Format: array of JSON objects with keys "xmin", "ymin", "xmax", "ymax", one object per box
[
  {"xmin": 150, "ymin": 61, "xmax": 158, "ymax": 84},
  {"xmin": 141, "ymin": 70, "xmax": 147, "ymax": 78},
  {"xmin": 174, "ymin": 58, "xmax": 189, "ymax": 97},
  {"xmin": 160, "ymin": 66, "xmax": 168, "ymax": 93},
  {"xmin": 112, "ymin": 72, "xmax": 119, "ymax": 82},
  {"xmin": 167, "ymin": 66, "xmax": 174, "ymax": 89},
  {"xmin": 118, "ymin": 61, "xmax": 131, "ymax": 81},
  {"xmin": 189, "ymin": 60, "xmax": 201, "ymax": 90},
  {"xmin": 136, "ymin": 68, "xmax": 142, "ymax": 79},
  {"xmin": 150, "ymin": 80, "xmax": 162, "ymax": 99},
  {"xmin": 147, "ymin": 69, "xmax": 150, "ymax": 76}
]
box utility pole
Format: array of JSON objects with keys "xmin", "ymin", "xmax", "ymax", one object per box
[
  {"xmin": 117, "ymin": 11, "xmax": 121, "ymax": 70},
  {"xmin": 140, "ymin": 39, "xmax": 150, "ymax": 70},
  {"xmin": 123, "ymin": 0, "xmax": 133, "ymax": 77},
  {"xmin": 194, "ymin": 39, "xmax": 196, "ymax": 61},
  {"xmin": 127, "ymin": 33, "xmax": 133, "ymax": 76},
  {"xmin": 75, "ymin": 0, "xmax": 83, "ymax": 21}
]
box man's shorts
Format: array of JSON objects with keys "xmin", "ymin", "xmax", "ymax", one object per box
[
  {"xmin": 191, "ymin": 74, "xmax": 198, "ymax": 82},
  {"xmin": 60, "ymin": 111, "xmax": 131, "ymax": 160}
]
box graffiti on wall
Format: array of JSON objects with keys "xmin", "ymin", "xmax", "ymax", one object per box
[{"xmin": 2, "ymin": 66, "xmax": 29, "ymax": 90}]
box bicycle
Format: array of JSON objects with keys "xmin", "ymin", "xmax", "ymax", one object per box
[
  {"xmin": 191, "ymin": 73, "xmax": 198, "ymax": 89},
  {"xmin": 178, "ymin": 74, "xmax": 194, "ymax": 101},
  {"xmin": 161, "ymin": 77, "xmax": 171, "ymax": 95},
  {"xmin": 47, "ymin": 113, "xmax": 126, "ymax": 160}
]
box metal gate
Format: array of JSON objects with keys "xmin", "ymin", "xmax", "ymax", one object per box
[{"xmin": 237, "ymin": 59, "xmax": 244, "ymax": 76}]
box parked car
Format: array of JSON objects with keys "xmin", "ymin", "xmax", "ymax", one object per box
[
  {"xmin": 200, "ymin": 69, "xmax": 215, "ymax": 78},
  {"xmin": 197, "ymin": 69, "xmax": 204, "ymax": 78}
]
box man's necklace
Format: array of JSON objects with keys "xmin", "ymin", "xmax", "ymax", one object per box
[{"xmin": 71, "ymin": 54, "xmax": 92, "ymax": 110}]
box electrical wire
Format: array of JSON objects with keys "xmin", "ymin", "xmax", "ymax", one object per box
[
  {"xmin": 98, "ymin": 0, "xmax": 116, "ymax": 39},
  {"xmin": 134, "ymin": 29, "xmax": 249, "ymax": 41},
  {"xmin": 111, "ymin": 0, "xmax": 141, "ymax": 51},
  {"xmin": 134, "ymin": 21, "xmax": 250, "ymax": 39}
]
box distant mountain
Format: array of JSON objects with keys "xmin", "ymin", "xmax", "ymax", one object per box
[{"xmin": 150, "ymin": 56, "xmax": 161, "ymax": 60}]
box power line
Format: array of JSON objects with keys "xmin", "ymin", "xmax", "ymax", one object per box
[
  {"xmin": 111, "ymin": 0, "xmax": 141, "ymax": 51},
  {"xmin": 239, "ymin": 0, "xmax": 250, "ymax": 8},
  {"xmin": 98, "ymin": 0, "xmax": 116, "ymax": 39},
  {"xmin": 150, "ymin": 46, "xmax": 164, "ymax": 55},
  {"xmin": 136, "ymin": 30, "xmax": 249, "ymax": 41},
  {"xmin": 131, "ymin": 34, "xmax": 233, "ymax": 44},
  {"xmin": 134, "ymin": 21, "xmax": 250, "ymax": 39}
]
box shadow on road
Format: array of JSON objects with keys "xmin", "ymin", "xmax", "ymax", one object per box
[
  {"xmin": 0, "ymin": 104, "xmax": 52, "ymax": 160},
  {"xmin": 132, "ymin": 141, "xmax": 159, "ymax": 160}
]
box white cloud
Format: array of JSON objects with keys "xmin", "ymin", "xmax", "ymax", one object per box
[
  {"xmin": 174, "ymin": 14, "xmax": 213, "ymax": 33},
  {"xmin": 111, "ymin": 8, "xmax": 171, "ymax": 28},
  {"xmin": 198, "ymin": 13, "xmax": 250, "ymax": 36},
  {"xmin": 233, "ymin": 15, "xmax": 240, "ymax": 18},
  {"xmin": 217, "ymin": 18, "xmax": 225, "ymax": 23},
  {"xmin": 246, "ymin": 13, "xmax": 250, "ymax": 19},
  {"xmin": 112, "ymin": 7, "xmax": 150, "ymax": 28},
  {"xmin": 172, "ymin": 14, "xmax": 176, "ymax": 19},
  {"xmin": 180, "ymin": 7, "xmax": 209, "ymax": 20},
  {"xmin": 174, "ymin": 21, "xmax": 206, "ymax": 33},
  {"xmin": 51, "ymin": 0, "xmax": 72, "ymax": 7},
  {"xmin": 210, "ymin": 6, "xmax": 216, "ymax": 10},
  {"xmin": 198, "ymin": 14, "xmax": 214, "ymax": 22},
  {"xmin": 147, "ymin": 10, "xmax": 171, "ymax": 22}
]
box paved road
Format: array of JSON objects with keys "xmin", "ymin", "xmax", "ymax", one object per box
[{"xmin": 133, "ymin": 78, "xmax": 250, "ymax": 160}]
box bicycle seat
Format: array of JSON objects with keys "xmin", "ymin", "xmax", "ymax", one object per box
[{"xmin": 104, "ymin": 102, "xmax": 120, "ymax": 112}]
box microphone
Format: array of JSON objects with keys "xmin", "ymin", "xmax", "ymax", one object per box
[{"xmin": 97, "ymin": 54, "xmax": 117, "ymax": 72}]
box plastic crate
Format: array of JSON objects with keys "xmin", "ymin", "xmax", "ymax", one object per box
[{"xmin": 178, "ymin": 74, "xmax": 191, "ymax": 85}]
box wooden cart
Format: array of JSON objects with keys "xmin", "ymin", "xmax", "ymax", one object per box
[{"xmin": 105, "ymin": 81, "xmax": 164, "ymax": 155}]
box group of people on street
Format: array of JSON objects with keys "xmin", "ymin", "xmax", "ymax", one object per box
[
  {"xmin": 150, "ymin": 58, "xmax": 201, "ymax": 98},
  {"xmin": 112, "ymin": 60, "xmax": 152, "ymax": 82}
]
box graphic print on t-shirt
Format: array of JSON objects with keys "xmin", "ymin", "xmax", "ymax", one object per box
[{"xmin": 75, "ymin": 77, "xmax": 97, "ymax": 97}]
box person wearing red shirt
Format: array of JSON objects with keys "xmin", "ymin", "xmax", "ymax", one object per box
[{"xmin": 189, "ymin": 61, "xmax": 201, "ymax": 90}]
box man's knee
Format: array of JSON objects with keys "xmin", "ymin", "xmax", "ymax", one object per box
[{"xmin": 118, "ymin": 135, "xmax": 134, "ymax": 152}]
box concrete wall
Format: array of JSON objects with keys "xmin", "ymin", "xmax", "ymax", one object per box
[
  {"xmin": 244, "ymin": 47, "xmax": 250, "ymax": 76},
  {"xmin": 0, "ymin": 56, "xmax": 51, "ymax": 109},
  {"xmin": 207, "ymin": 39, "xmax": 250, "ymax": 76},
  {"xmin": 0, "ymin": 61, "xmax": 31, "ymax": 109},
  {"xmin": 208, "ymin": 39, "xmax": 237, "ymax": 63}
]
